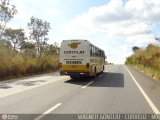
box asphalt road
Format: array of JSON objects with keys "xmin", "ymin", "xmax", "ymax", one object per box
[{"xmin": 0, "ymin": 65, "xmax": 159, "ymax": 120}]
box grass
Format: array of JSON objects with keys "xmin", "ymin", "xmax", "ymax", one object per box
[
  {"xmin": 125, "ymin": 44, "xmax": 160, "ymax": 81},
  {"xmin": 0, "ymin": 46, "xmax": 59, "ymax": 81}
]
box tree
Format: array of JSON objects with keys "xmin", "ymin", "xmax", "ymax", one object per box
[
  {"xmin": 132, "ymin": 46, "xmax": 140, "ymax": 53},
  {"xmin": 0, "ymin": 0, "xmax": 17, "ymax": 40},
  {"xmin": 155, "ymin": 37, "xmax": 160, "ymax": 42},
  {"xmin": 20, "ymin": 41, "xmax": 36, "ymax": 56},
  {"xmin": 50, "ymin": 42, "xmax": 60, "ymax": 54},
  {"xmin": 4, "ymin": 28, "xmax": 27, "ymax": 50},
  {"xmin": 0, "ymin": 39, "xmax": 11, "ymax": 48},
  {"xmin": 27, "ymin": 16, "xmax": 51, "ymax": 54},
  {"xmin": 43, "ymin": 43, "xmax": 59, "ymax": 55}
]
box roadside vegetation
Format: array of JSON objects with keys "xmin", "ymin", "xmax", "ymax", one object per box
[
  {"xmin": 125, "ymin": 44, "xmax": 160, "ymax": 80},
  {"xmin": 0, "ymin": 0, "xmax": 59, "ymax": 80}
]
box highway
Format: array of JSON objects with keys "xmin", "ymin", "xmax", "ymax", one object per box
[{"xmin": 0, "ymin": 65, "xmax": 160, "ymax": 120}]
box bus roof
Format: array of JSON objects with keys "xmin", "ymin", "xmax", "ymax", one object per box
[
  {"xmin": 62, "ymin": 39, "xmax": 90, "ymax": 43},
  {"xmin": 62, "ymin": 39, "xmax": 104, "ymax": 52}
]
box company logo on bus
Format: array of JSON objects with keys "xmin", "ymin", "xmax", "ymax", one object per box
[{"xmin": 68, "ymin": 42, "xmax": 81, "ymax": 49}]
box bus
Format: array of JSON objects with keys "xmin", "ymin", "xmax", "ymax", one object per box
[{"xmin": 59, "ymin": 40, "xmax": 106, "ymax": 79}]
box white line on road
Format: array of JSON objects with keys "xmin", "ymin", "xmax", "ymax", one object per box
[
  {"xmin": 98, "ymin": 74, "xmax": 103, "ymax": 78},
  {"xmin": 0, "ymin": 77, "xmax": 69, "ymax": 99},
  {"xmin": 33, "ymin": 103, "xmax": 62, "ymax": 120},
  {"xmin": 82, "ymin": 81, "xmax": 94, "ymax": 89},
  {"xmin": 125, "ymin": 66, "xmax": 160, "ymax": 114}
]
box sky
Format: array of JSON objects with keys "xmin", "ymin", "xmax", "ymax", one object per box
[{"xmin": 7, "ymin": 0, "xmax": 160, "ymax": 64}]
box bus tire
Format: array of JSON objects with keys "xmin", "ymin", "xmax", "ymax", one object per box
[
  {"xmin": 70, "ymin": 76, "xmax": 77, "ymax": 80},
  {"xmin": 94, "ymin": 67, "xmax": 97, "ymax": 76},
  {"xmin": 102, "ymin": 65, "xmax": 105, "ymax": 73}
]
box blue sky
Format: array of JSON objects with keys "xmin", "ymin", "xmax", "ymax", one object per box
[{"xmin": 8, "ymin": 0, "xmax": 160, "ymax": 64}]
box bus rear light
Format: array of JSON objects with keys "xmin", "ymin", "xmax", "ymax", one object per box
[
  {"xmin": 59, "ymin": 63, "xmax": 62, "ymax": 68},
  {"xmin": 86, "ymin": 63, "xmax": 89, "ymax": 68}
]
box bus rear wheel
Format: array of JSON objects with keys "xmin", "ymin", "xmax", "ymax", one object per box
[
  {"xmin": 70, "ymin": 76, "xmax": 78, "ymax": 80},
  {"xmin": 102, "ymin": 65, "xmax": 105, "ymax": 73},
  {"xmin": 94, "ymin": 67, "xmax": 97, "ymax": 77}
]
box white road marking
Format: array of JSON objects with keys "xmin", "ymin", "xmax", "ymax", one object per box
[
  {"xmin": 98, "ymin": 74, "xmax": 103, "ymax": 78},
  {"xmin": 33, "ymin": 103, "xmax": 62, "ymax": 120},
  {"xmin": 82, "ymin": 81, "xmax": 94, "ymax": 89},
  {"xmin": 125, "ymin": 66, "xmax": 160, "ymax": 114},
  {"xmin": 0, "ymin": 77, "xmax": 69, "ymax": 99}
]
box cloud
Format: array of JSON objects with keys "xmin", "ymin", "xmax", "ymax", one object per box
[
  {"xmin": 46, "ymin": 8, "xmax": 59, "ymax": 16},
  {"xmin": 125, "ymin": 0, "xmax": 160, "ymax": 21},
  {"xmin": 64, "ymin": 0, "xmax": 160, "ymax": 37},
  {"xmin": 10, "ymin": 0, "xmax": 35, "ymax": 26},
  {"xmin": 11, "ymin": 0, "xmax": 61, "ymax": 21},
  {"xmin": 126, "ymin": 34, "xmax": 154, "ymax": 45},
  {"xmin": 63, "ymin": 0, "xmax": 160, "ymax": 63},
  {"xmin": 97, "ymin": 40, "xmax": 133, "ymax": 64}
]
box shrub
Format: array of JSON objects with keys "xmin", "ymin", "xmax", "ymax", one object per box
[
  {"xmin": 0, "ymin": 46, "xmax": 59, "ymax": 80},
  {"xmin": 125, "ymin": 44, "xmax": 160, "ymax": 80}
]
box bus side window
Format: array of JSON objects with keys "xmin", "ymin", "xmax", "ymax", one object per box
[
  {"xmin": 101, "ymin": 51, "xmax": 102, "ymax": 57},
  {"xmin": 97, "ymin": 49, "xmax": 99, "ymax": 57},
  {"xmin": 95, "ymin": 48, "xmax": 98, "ymax": 56},
  {"xmin": 99, "ymin": 50, "xmax": 101, "ymax": 57},
  {"xmin": 97, "ymin": 49, "xmax": 100, "ymax": 57},
  {"xmin": 90, "ymin": 46, "xmax": 92, "ymax": 56},
  {"xmin": 93, "ymin": 47, "xmax": 95, "ymax": 56},
  {"xmin": 103, "ymin": 51, "xmax": 105, "ymax": 58},
  {"xmin": 92, "ymin": 46, "xmax": 94, "ymax": 56},
  {"xmin": 102, "ymin": 51, "xmax": 104, "ymax": 57}
]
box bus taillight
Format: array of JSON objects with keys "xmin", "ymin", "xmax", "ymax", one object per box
[
  {"xmin": 86, "ymin": 63, "xmax": 89, "ymax": 68},
  {"xmin": 59, "ymin": 63, "xmax": 62, "ymax": 68}
]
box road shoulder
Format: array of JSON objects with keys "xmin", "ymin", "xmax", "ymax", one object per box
[{"xmin": 126, "ymin": 65, "xmax": 160, "ymax": 113}]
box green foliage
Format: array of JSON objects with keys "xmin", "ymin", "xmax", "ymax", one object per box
[
  {"xmin": 0, "ymin": 39, "xmax": 12, "ymax": 48},
  {"xmin": 0, "ymin": 0, "xmax": 17, "ymax": 39},
  {"xmin": 27, "ymin": 16, "xmax": 51, "ymax": 53},
  {"xmin": 125, "ymin": 44, "xmax": 160, "ymax": 80},
  {"xmin": 132, "ymin": 46, "xmax": 140, "ymax": 53},
  {"xmin": 20, "ymin": 41, "xmax": 36, "ymax": 57},
  {"xmin": 3, "ymin": 28, "xmax": 26, "ymax": 50},
  {"xmin": 0, "ymin": 2, "xmax": 59, "ymax": 81}
]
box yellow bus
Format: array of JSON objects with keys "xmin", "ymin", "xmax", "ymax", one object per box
[{"xmin": 59, "ymin": 40, "xmax": 106, "ymax": 79}]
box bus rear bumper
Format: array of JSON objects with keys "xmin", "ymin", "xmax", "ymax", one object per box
[{"xmin": 60, "ymin": 71, "xmax": 90, "ymax": 77}]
